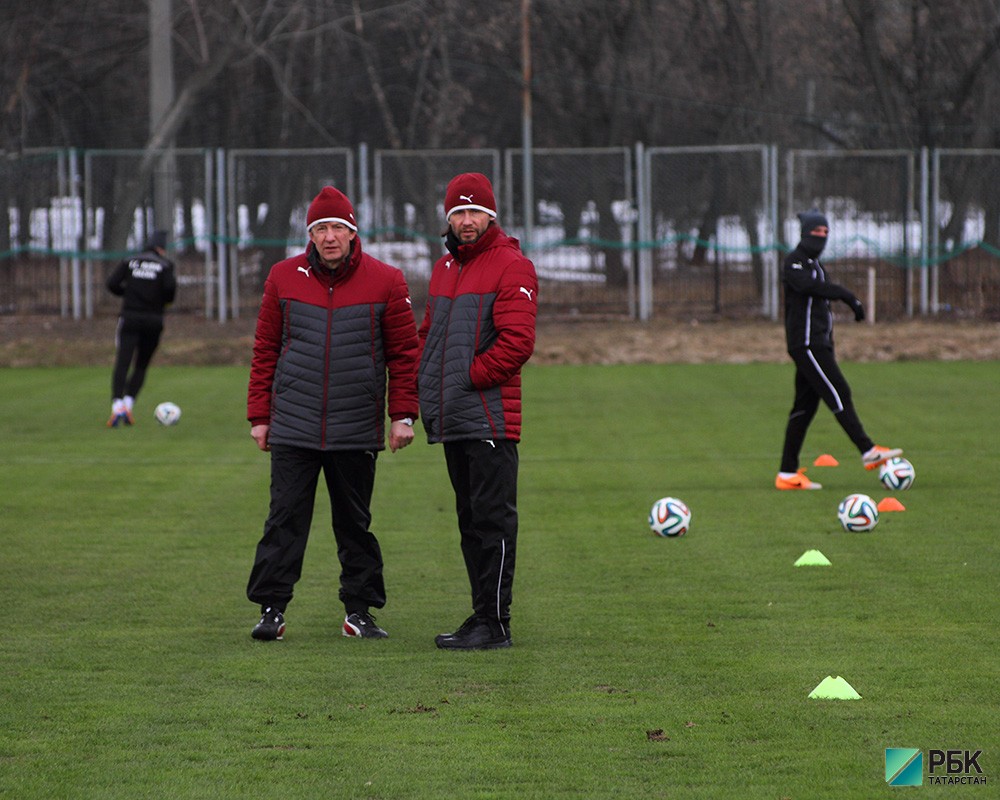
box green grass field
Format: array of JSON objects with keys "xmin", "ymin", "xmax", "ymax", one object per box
[{"xmin": 1, "ymin": 360, "xmax": 997, "ymax": 799}]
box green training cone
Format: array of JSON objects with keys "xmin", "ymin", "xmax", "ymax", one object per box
[
  {"xmin": 808, "ymin": 675, "xmax": 862, "ymax": 700},
  {"xmin": 794, "ymin": 550, "xmax": 832, "ymax": 566}
]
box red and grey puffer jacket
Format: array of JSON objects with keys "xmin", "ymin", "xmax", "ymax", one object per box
[
  {"xmin": 248, "ymin": 239, "xmax": 419, "ymax": 451},
  {"xmin": 417, "ymin": 223, "xmax": 538, "ymax": 443}
]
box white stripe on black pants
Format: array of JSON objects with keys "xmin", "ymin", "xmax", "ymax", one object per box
[
  {"xmin": 780, "ymin": 345, "xmax": 875, "ymax": 473},
  {"xmin": 443, "ymin": 439, "xmax": 518, "ymax": 627}
]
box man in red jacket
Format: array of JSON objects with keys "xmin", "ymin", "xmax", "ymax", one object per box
[
  {"xmin": 246, "ymin": 186, "xmax": 419, "ymax": 642},
  {"xmin": 418, "ymin": 173, "xmax": 538, "ymax": 650}
]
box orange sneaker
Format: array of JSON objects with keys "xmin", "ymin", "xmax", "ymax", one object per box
[
  {"xmin": 775, "ymin": 469, "xmax": 823, "ymax": 490},
  {"xmin": 106, "ymin": 410, "xmax": 133, "ymax": 427},
  {"xmin": 862, "ymin": 445, "xmax": 902, "ymax": 471}
]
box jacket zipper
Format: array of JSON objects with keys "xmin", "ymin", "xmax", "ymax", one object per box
[
  {"xmin": 321, "ymin": 281, "xmax": 333, "ymax": 448},
  {"xmin": 438, "ymin": 262, "xmax": 462, "ymax": 435}
]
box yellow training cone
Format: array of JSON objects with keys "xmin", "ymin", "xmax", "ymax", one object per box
[
  {"xmin": 808, "ymin": 676, "xmax": 862, "ymax": 700},
  {"xmin": 794, "ymin": 550, "xmax": 832, "ymax": 566}
]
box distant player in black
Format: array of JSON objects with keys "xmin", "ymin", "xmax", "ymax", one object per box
[
  {"xmin": 105, "ymin": 229, "xmax": 177, "ymax": 427},
  {"xmin": 775, "ymin": 209, "xmax": 902, "ymax": 490}
]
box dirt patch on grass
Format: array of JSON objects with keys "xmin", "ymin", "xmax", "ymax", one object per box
[
  {"xmin": 1, "ymin": 313, "xmax": 997, "ymax": 368},
  {"xmin": 533, "ymin": 317, "xmax": 1000, "ymax": 364}
]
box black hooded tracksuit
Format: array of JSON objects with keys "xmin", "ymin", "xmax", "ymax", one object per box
[{"xmin": 779, "ymin": 243, "xmax": 875, "ymax": 473}]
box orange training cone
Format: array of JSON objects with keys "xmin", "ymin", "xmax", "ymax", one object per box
[
  {"xmin": 878, "ymin": 497, "xmax": 906, "ymax": 512},
  {"xmin": 813, "ymin": 454, "xmax": 839, "ymax": 467}
]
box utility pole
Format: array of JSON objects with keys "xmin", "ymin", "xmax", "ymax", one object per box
[
  {"xmin": 521, "ymin": 0, "xmax": 533, "ymax": 252},
  {"xmin": 149, "ymin": 0, "xmax": 175, "ymax": 235}
]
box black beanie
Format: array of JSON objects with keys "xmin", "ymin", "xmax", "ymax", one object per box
[
  {"xmin": 797, "ymin": 209, "xmax": 828, "ymax": 238},
  {"xmin": 146, "ymin": 230, "xmax": 168, "ymax": 251}
]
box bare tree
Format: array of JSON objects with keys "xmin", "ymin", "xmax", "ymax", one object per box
[{"xmin": 3, "ymin": 0, "xmax": 1000, "ymax": 163}]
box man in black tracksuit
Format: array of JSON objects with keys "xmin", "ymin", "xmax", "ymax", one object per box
[
  {"xmin": 775, "ymin": 209, "xmax": 902, "ymax": 490},
  {"xmin": 105, "ymin": 230, "xmax": 177, "ymax": 427}
]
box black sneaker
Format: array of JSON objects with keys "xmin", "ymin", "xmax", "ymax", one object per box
[
  {"xmin": 435, "ymin": 616, "xmax": 511, "ymax": 650},
  {"xmin": 343, "ymin": 611, "xmax": 388, "ymax": 639},
  {"xmin": 251, "ymin": 607, "xmax": 286, "ymax": 641},
  {"xmin": 433, "ymin": 614, "xmax": 479, "ymax": 647}
]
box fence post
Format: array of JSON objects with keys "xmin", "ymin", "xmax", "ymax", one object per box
[
  {"xmin": 202, "ymin": 149, "xmax": 212, "ymax": 319},
  {"xmin": 358, "ymin": 142, "xmax": 370, "ymax": 234},
  {"xmin": 930, "ymin": 148, "xmax": 940, "ymax": 314},
  {"xmin": 226, "ymin": 149, "xmax": 240, "ymax": 320},
  {"xmin": 764, "ymin": 146, "xmax": 774, "ymax": 319},
  {"xmin": 68, "ymin": 148, "xmax": 89, "ymax": 319},
  {"xmin": 919, "ymin": 146, "xmax": 929, "ymax": 316},
  {"xmin": 905, "ymin": 150, "xmax": 915, "ymax": 318},
  {"xmin": 635, "ymin": 141, "xmax": 653, "ymax": 321},
  {"xmin": 768, "ymin": 144, "xmax": 780, "ymax": 321},
  {"xmin": 867, "ymin": 266, "xmax": 876, "ymax": 325},
  {"xmin": 66, "ymin": 149, "xmax": 83, "ymax": 321},
  {"xmin": 216, "ymin": 147, "xmax": 228, "ymax": 322}
]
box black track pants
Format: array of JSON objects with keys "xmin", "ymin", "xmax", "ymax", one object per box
[
  {"xmin": 247, "ymin": 445, "xmax": 384, "ymax": 614},
  {"xmin": 780, "ymin": 345, "xmax": 875, "ymax": 473},
  {"xmin": 111, "ymin": 315, "xmax": 163, "ymax": 399},
  {"xmin": 443, "ymin": 439, "xmax": 519, "ymax": 625}
]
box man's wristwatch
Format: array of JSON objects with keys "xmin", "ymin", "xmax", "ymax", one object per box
[{"xmin": 398, "ymin": 418, "xmax": 414, "ymax": 426}]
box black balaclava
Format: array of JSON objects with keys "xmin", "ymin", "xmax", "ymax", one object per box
[{"xmin": 797, "ymin": 208, "xmax": 828, "ymax": 258}]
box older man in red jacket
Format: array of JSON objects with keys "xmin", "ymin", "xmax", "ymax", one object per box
[
  {"xmin": 246, "ymin": 186, "xmax": 419, "ymax": 642},
  {"xmin": 418, "ymin": 173, "xmax": 538, "ymax": 650}
]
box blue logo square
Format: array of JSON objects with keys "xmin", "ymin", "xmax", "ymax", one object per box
[{"xmin": 886, "ymin": 748, "xmax": 923, "ymax": 786}]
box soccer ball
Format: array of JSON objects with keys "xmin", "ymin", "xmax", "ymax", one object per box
[
  {"xmin": 154, "ymin": 401, "xmax": 182, "ymax": 426},
  {"xmin": 648, "ymin": 497, "xmax": 691, "ymax": 537},
  {"xmin": 837, "ymin": 493, "xmax": 879, "ymax": 532},
  {"xmin": 879, "ymin": 457, "xmax": 915, "ymax": 491}
]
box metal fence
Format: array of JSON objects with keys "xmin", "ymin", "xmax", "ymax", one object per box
[
  {"xmin": 642, "ymin": 144, "xmax": 776, "ymax": 320},
  {"xmin": 506, "ymin": 147, "xmax": 635, "ymax": 317},
  {"xmin": 930, "ymin": 149, "xmax": 1000, "ymax": 319},
  {"xmin": 83, "ymin": 148, "xmax": 216, "ymax": 317},
  {"xmin": 0, "ymin": 148, "xmax": 73, "ymax": 315},
  {"xmin": 2, "ymin": 144, "xmax": 999, "ymax": 322},
  {"xmin": 787, "ymin": 149, "xmax": 921, "ymax": 319},
  {"xmin": 370, "ymin": 148, "xmax": 500, "ymax": 314},
  {"xmin": 225, "ymin": 148, "xmax": 355, "ymax": 319}
]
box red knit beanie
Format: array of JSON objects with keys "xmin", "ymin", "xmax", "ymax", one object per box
[
  {"xmin": 307, "ymin": 186, "xmax": 357, "ymax": 232},
  {"xmin": 444, "ymin": 173, "xmax": 497, "ymax": 220}
]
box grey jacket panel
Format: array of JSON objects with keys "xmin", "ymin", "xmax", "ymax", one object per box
[
  {"xmin": 418, "ymin": 293, "xmax": 506, "ymax": 443},
  {"xmin": 269, "ymin": 299, "xmax": 387, "ymax": 450}
]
